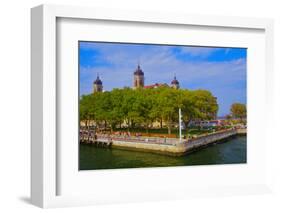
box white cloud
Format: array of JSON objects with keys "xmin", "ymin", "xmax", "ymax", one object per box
[
  {"xmin": 178, "ymin": 46, "xmax": 221, "ymax": 58},
  {"xmin": 80, "ymin": 43, "xmax": 246, "ymax": 115}
]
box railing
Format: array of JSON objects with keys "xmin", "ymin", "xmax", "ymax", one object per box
[
  {"xmin": 97, "ymin": 134, "xmax": 180, "ymax": 146},
  {"xmin": 80, "ymin": 131, "xmax": 181, "ymax": 146},
  {"xmin": 188, "ymin": 128, "xmax": 236, "ymax": 141},
  {"xmin": 80, "ymin": 128, "xmax": 243, "ymax": 146},
  {"xmin": 186, "ymin": 128, "xmax": 238, "ymax": 148}
]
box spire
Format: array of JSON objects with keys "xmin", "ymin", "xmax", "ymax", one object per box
[
  {"xmin": 94, "ymin": 73, "xmax": 102, "ymax": 85},
  {"xmin": 93, "ymin": 72, "xmax": 103, "ymax": 93},
  {"xmin": 171, "ymin": 73, "xmax": 179, "ymax": 86},
  {"xmin": 134, "ymin": 62, "xmax": 144, "ymax": 76}
]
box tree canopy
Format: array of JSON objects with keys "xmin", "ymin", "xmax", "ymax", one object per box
[
  {"xmin": 230, "ymin": 103, "xmax": 247, "ymax": 120},
  {"xmin": 80, "ymin": 86, "xmax": 218, "ymax": 133}
]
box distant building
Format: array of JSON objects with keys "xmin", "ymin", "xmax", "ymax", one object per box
[
  {"xmin": 144, "ymin": 83, "xmax": 168, "ymax": 89},
  {"xmin": 92, "ymin": 63, "xmax": 181, "ymax": 93},
  {"xmin": 133, "ymin": 64, "xmax": 145, "ymax": 89},
  {"xmin": 93, "ymin": 74, "xmax": 103, "ymax": 93},
  {"xmin": 132, "ymin": 63, "xmax": 180, "ymax": 89},
  {"xmin": 188, "ymin": 120, "xmax": 224, "ymax": 128},
  {"xmin": 171, "ymin": 74, "xmax": 180, "ymax": 89}
]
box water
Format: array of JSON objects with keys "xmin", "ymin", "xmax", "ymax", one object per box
[{"xmin": 79, "ymin": 136, "xmax": 247, "ymax": 170}]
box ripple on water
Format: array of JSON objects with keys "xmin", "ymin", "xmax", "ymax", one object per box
[{"xmin": 79, "ymin": 136, "xmax": 247, "ymax": 170}]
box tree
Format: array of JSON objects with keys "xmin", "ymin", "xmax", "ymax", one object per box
[
  {"xmin": 79, "ymin": 95, "xmax": 96, "ymax": 128},
  {"xmin": 226, "ymin": 114, "xmax": 232, "ymax": 120},
  {"xmin": 230, "ymin": 103, "xmax": 246, "ymax": 121},
  {"xmin": 110, "ymin": 89, "xmax": 126, "ymax": 129},
  {"xmin": 155, "ymin": 87, "xmax": 181, "ymax": 134},
  {"xmin": 79, "ymin": 86, "xmax": 219, "ymax": 135},
  {"xmin": 94, "ymin": 91, "xmax": 113, "ymax": 130}
]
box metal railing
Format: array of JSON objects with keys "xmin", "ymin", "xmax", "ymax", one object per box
[{"xmin": 80, "ymin": 131, "xmax": 181, "ymax": 146}]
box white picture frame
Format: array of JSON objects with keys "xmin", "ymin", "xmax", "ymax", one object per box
[{"xmin": 31, "ymin": 4, "xmax": 274, "ymax": 208}]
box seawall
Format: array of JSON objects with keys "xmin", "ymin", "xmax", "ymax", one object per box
[{"xmin": 111, "ymin": 129, "xmax": 246, "ymax": 156}]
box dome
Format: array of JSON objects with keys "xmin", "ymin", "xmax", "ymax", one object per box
[
  {"xmin": 134, "ymin": 65, "xmax": 144, "ymax": 76},
  {"xmin": 94, "ymin": 75, "xmax": 102, "ymax": 85},
  {"xmin": 171, "ymin": 75, "xmax": 179, "ymax": 85}
]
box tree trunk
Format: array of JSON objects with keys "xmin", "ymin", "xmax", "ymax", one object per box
[
  {"xmin": 167, "ymin": 120, "xmax": 171, "ymax": 135},
  {"xmin": 127, "ymin": 119, "xmax": 131, "ymax": 131},
  {"xmin": 184, "ymin": 120, "xmax": 191, "ymax": 137},
  {"xmin": 160, "ymin": 118, "xmax": 163, "ymax": 129},
  {"xmin": 110, "ymin": 123, "xmax": 113, "ymax": 132},
  {"xmin": 87, "ymin": 120, "xmax": 90, "ymax": 143}
]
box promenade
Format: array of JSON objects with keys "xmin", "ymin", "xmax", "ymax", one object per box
[{"xmin": 80, "ymin": 128, "xmax": 246, "ymax": 156}]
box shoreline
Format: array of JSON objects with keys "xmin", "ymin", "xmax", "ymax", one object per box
[{"xmin": 80, "ymin": 128, "xmax": 247, "ymax": 156}]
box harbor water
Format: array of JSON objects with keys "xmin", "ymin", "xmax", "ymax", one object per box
[{"xmin": 79, "ymin": 135, "xmax": 246, "ymax": 170}]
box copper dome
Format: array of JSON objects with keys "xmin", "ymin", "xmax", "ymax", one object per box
[
  {"xmin": 94, "ymin": 75, "xmax": 102, "ymax": 85},
  {"xmin": 134, "ymin": 65, "xmax": 144, "ymax": 76},
  {"xmin": 171, "ymin": 76, "xmax": 179, "ymax": 85}
]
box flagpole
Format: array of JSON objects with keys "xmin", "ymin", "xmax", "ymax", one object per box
[{"xmin": 179, "ymin": 108, "xmax": 182, "ymax": 143}]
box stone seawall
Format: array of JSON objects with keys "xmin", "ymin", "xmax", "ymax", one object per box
[
  {"xmin": 111, "ymin": 129, "xmax": 245, "ymax": 156},
  {"xmin": 112, "ymin": 140, "xmax": 183, "ymax": 155},
  {"xmin": 237, "ymin": 128, "xmax": 247, "ymax": 135},
  {"xmin": 183, "ymin": 129, "xmax": 238, "ymax": 155}
]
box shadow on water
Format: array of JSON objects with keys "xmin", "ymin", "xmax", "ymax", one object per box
[{"xmin": 79, "ymin": 136, "xmax": 247, "ymax": 170}]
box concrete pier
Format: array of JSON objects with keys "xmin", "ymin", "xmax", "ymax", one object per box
[{"xmin": 80, "ymin": 128, "xmax": 246, "ymax": 156}]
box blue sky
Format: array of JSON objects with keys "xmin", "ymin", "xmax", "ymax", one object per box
[{"xmin": 79, "ymin": 41, "xmax": 246, "ymax": 116}]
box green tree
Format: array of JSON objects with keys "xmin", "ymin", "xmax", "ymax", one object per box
[
  {"xmin": 94, "ymin": 91, "xmax": 113, "ymax": 130},
  {"xmin": 156, "ymin": 87, "xmax": 182, "ymax": 134},
  {"xmin": 230, "ymin": 103, "xmax": 246, "ymax": 120},
  {"xmin": 79, "ymin": 86, "xmax": 219, "ymax": 135},
  {"xmin": 226, "ymin": 114, "xmax": 232, "ymax": 120},
  {"xmin": 79, "ymin": 95, "xmax": 96, "ymax": 129}
]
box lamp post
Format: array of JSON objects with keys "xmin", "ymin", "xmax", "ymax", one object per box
[{"xmin": 179, "ymin": 108, "xmax": 182, "ymax": 143}]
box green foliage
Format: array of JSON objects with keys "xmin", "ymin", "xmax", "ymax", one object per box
[
  {"xmin": 181, "ymin": 89, "xmax": 218, "ymax": 124},
  {"xmin": 230, "ymin": 103, "xmax": 247, "ymax": 119},
  {"xmin": 80, "ymin": 87, "xmax": 219, "ymax": 132}
]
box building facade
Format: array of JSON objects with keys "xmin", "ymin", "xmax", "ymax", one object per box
[
  {"xmin": 133, "ymin": 64, "xmax": 145, "ymax": 89},
  {"xmin": 133, "ymin": 64, "xmax": 180, "ymax": 89},
  {"xmin": 171, "ymin": 75, "xmax": 180, "ymax": 89},
  {"xmin": 92, "ymin": 64, "xmax": 180, "ymax": 93},
  {"xmin": 93, "ymin": 74, "xmax": 103, "ymax": 93}
]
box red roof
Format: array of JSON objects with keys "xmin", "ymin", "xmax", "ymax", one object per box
[{"xmin": 144, "ymin": 83, "xmax": 167, "ymax": 89}]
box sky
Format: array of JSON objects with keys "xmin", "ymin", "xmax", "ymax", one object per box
[{"xmin": 79, "ymin": 41, "xmax": 247, "ymax": 116}]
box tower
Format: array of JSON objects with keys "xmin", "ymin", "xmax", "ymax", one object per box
[
  {"xmin": 171, "ymin": 74, "xmax": 180, "ymax": 89},
  {"xmin": 133, "ymin": 64, "xmax": 144, "ymax": 89},
  {"xmin": 93, "ymin": 74, "xmax": 103, "ymax": 93}
]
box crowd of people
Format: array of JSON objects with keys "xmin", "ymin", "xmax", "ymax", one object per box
[{"xmin": 80, "ymin": 129, "xmax": 179, "ymax": 145}]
